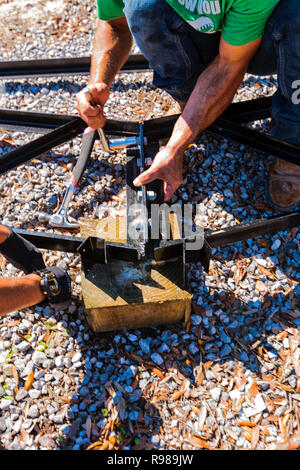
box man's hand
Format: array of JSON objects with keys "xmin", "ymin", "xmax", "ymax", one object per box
[
  {"xmin": 133, "ymin": 147, "xmax": 184, "ymax": 201},
  {"xmin": 76, "ymin": 82, "xmax": 110, "ymax": 129},
  {"xmin": 75, "ymin": 17, "xmax": 132, "ymax": 129}
]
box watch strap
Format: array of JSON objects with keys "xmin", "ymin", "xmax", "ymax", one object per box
[{"xmin": 35, "ymin": 267, "xmax": 72, "ymax": 307}]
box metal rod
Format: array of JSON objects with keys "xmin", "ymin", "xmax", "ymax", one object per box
[
  {"xmin": 0, "ymin": 109, "xmax": 140, "ymax": 135},
  {"xmin": 138, "ymin": 122, "xmax": 149, "ymax": 245},
  {"xmin": 206, "ymin": 211, "xmax": 300, "ymax": 248},
  {"xmin": 14, "ymin": 228, "xmax": 84, "ymax": 253},
  {"xmin": 13, "ymin": 210, "xmax": 300, "ymax": 256},
  {"xmin": 211, "ymin": 117, "xmax": 300, "ymax": 167},
  {"xmin": 0, "ymin": 108, "xmax": 76, "ymax": 134},
  {"xmin": 222, "ymin": 96, "xmax": 272, "ymax": 123},
  {"xmin": 0, "ymin": 97, "xmax": 272, "ymax": 135},
  {"xmin": 143, "ymin": 115, "xmax": 300, "ymax": 166},
  {"xmin": 0, "ymin": 118, "xmax": 85, "ymax": 176},
  {"xmin": 48, "ymin": 127, "xmax": 97, "ymax": 230}
]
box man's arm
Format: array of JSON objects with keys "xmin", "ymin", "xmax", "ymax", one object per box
[
  {"xmin": 134, "ymin": 37, "xmax": 262, "ymax": 201},
  {"xmin": 0, "ymin": 274, "xmax": 45, "ymax": 317},
  {"xmin": 0, "ymin": 224, "xmax": 45, "ymax": 316},
  {"xmin": 76, "ymin": 17, "xmax": 133, "ymax": 129}
]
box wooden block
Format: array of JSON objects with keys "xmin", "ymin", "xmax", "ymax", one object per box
[{"xmin": 80, "ymin": 216, "xmax": 192, "ymax": 333}]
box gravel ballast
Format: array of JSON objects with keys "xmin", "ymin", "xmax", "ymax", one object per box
[{"xmin": 0, "ymin": 0, "xmax": 299, "ymax": 451}]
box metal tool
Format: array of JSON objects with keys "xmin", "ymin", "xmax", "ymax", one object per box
[
  {"xmin": 46, "ymin": 182, "xmax": 80, "ymax": 229},
  {"xmin": 38, "ymin": 127, "xmax": 97, "ymax": 230},
  {"xmin": 125, "ymin": 138, "xmax": 167, "ymax": 258},
  {"xmin": 97, "ymin": 127, "xmax": 147, "ymax": 153},
  {"xmin": 40, "ymin": 124, "xmax": 148, "ymax": 230}
]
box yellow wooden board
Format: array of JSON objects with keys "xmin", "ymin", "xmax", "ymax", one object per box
[{"xmin": 80, "ymin": 216, "xmax": 192, "ymax": 332}]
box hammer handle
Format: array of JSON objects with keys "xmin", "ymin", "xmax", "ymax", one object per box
[{"xmin": 72, "ymin": 127, "xmax": 97, "ymax": 186}]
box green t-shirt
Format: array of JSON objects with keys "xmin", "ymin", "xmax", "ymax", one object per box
[{"xmin": 96, "ymin": 0, "xmax": 280, "ymax": 46}]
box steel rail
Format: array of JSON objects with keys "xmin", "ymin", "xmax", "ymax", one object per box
[
  {"xmin": 0, "ymin": 54, "xmax": 150, "ymax": 79},
  {"xmin": 1, "ymin": 112, "xmax": 299, "ymax": 184},
  {"xmin": 222, "ymin": 96, "xmax": 272, "ymax": 123},
  {"xmin": 0, "ymin": 109, "xmax": 141, "ymax": 135},
  {"xmin": 14, "ymin": 229, "xmax": 84, "ymax": 253},
  {"xmin": 212, "ymin": 117, "xmax": 300, "ymax": 167}
]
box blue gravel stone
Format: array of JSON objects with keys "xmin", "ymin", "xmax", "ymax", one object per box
[
  {"xmin": 151, "ymin": 353, "xmax": 164, "ymax": 365},
  {"xmin": 120, "ymin": 365, "xmax": 138, "ymax": 382},
  {"xmin": 128, "ymin": 334, "xmax": 138, "ymax": 342},
  {"xmin": 151, "ymin": 435, "xmax": 160, "ymax": 446},
  {"xmin": 129, "ymin": 410, "xmax": 139, "ymax": 421},
  {"xmin": 129, "ymin": 391, "xmax": 141, "ymax": 403},
  {"xmin": 113, "ymin": 391, "xmax": 123, "ymax": 405},
  {"xmin": 158, "ymin": 343, "xmax": 170, "ymax": 353},
  {"xmin": 220, "ymin": 344, "xmax": 232, "ymax": 357},
  {"xmin": 188, "ymin": 343, "xmax": 199, "ymax": 355},
  {"xmin": 100, "ymin": 373, "xmax": 108, "ymax": 384},
  {"xmin": 221, "ymin": 331, "xmax": 231, "ymax": 344},
  {"xmin": 238, "ymin": 352, "xmax": 249, "ymax": 362},
  {"xmin": 106, "ymin": 348, "xmax": 115, "ymax": 356},
  {"xmin": 79, "ymin": 386, "xmax": 90, "ymax": 396},
  {"xmin": 139, "ymin": 338, "xmax": 151, "ymax": 355}
]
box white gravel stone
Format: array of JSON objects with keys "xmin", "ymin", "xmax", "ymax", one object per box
[
  {"xmin": 71, "ymin": 352, "xmax": 82, "ymax": 364},
  {"xmin": 0, "ymin": 399, "xmax": 12, "ymax": 411}
]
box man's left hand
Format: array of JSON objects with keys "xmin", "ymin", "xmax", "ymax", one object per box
[{"xmin": 133, "ymin": 147, "xmax": 184, "ymax": 201}]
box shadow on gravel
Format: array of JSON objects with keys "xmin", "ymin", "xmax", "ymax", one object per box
[
  {"xmin": 59, "ymin": 326, "xmax": 164, "ymax": 451},
  {"xmin": 56, "ymin": 270, "xmax": 297, "ymax": 450}
]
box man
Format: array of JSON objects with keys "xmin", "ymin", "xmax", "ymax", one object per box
[
  {"xmin": 0, "ymin": 225, "xmax": 71, "ymax": 316},
  {"xmin": 76, "ymin": 0, "xmax": 300, "ymax": 212}
]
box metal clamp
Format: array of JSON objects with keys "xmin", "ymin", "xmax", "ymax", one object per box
[{"xmin": 97, "ymin": 127, "xmax": 147, "ymax": 153}]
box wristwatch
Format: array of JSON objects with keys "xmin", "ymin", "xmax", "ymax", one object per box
[
  {"xmin": 39, "ymin": 270, "xmax": 61, "ymax": 298},
  {"xmin": 35, "ymin": 266, "xmax": 72, "ymax": 307}
]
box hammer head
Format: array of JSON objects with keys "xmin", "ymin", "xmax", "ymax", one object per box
[
  {"xmin": 38, "ymin": 212, "xmax": 80, "ymax": 230},
  {"xmin": 49, "ymin": 213, "xmax": 80, "ymax": 230}
]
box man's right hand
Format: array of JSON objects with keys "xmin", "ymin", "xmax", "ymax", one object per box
[{"xmin": 75, "ymin": 82, "xmax": 110, "ymax": 129}]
